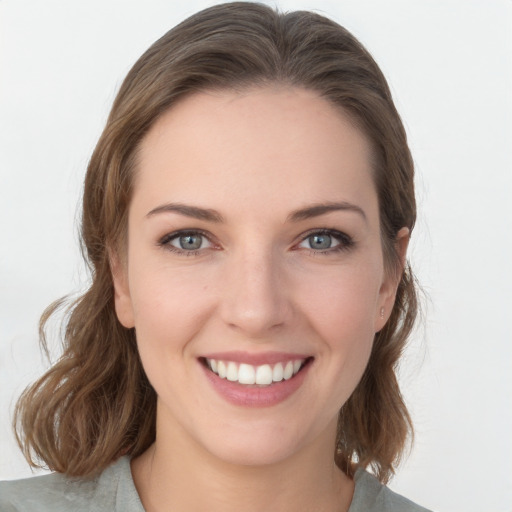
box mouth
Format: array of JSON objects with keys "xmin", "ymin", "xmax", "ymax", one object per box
[{"xmin": 200, "ymin": 356, "xmax": 313, "ymax": 387}]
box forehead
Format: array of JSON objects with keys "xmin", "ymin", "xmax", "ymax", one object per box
[{"xmin": 133, "ymin": 86, "xmax": 377, "ymax": 221}]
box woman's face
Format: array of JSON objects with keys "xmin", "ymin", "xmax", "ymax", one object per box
[{"xmin": 113, "ymin": 87, "xmax": 404, "ymax": 466}]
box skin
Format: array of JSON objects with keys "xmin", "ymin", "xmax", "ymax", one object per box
[{"xmin": 112, "ymin": 86, "xmax": 408, "ymax": 512}]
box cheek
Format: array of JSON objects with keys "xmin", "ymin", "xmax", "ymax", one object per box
[
  {"xmin": 295, "ymin": 262, "xmax": 381, "ymax": 386},
  {"xmin": 297, "ymin": 261, "xmax": 381, "ymax": 337},
  {"xmin": 127, "ymin": 265, "xmax": 218, "ymax": 404},
  {"xmin": 127, "ymin": 262, "xmax": 217, "ymax": 353}
]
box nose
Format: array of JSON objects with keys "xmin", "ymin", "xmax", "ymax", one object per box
[{"xmin": 218, "ymin": 246, "xmax": 292, "ymax": 338}]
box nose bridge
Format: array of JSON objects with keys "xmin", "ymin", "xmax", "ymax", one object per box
[{"xmin": 220, "ymin": 240, "xmax": 289, "ymax": 336}]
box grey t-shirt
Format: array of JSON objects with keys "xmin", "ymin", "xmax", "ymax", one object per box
[{"xmin": 0, "ymin": 456, "xmax": 431, "ymax": 511}]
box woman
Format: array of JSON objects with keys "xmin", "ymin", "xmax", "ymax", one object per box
[{"xmin": 1, "ymin": 2, "xmax": 430, "ymax": 511}]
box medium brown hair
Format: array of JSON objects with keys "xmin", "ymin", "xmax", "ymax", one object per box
[{"xmin": 14, "ymin": 2, "xmax": 417, "ymax": 483}]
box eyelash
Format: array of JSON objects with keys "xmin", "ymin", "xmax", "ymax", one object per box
[
  {"xmin": 157, "ymin": 228, "xmax": 354, "ymax": 256},
  {"xmin": 158, "ymin": 229, "xmax": 214, "ymax": 257},
  {"xmin": 298, "ymin": 228, "xmax": 355, "ymax": 255}
]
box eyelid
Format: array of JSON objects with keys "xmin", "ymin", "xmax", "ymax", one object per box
[
  {"xmin": 295, "ymin": 228, "xmax": 354, "ymax": 252},
  {"xmin": 157, "ymin": 227, "xmax": 354, "ymax": 255},
  {"xmin": 158, "ymin": 228, "xmax": 218, "ymax": 254}
]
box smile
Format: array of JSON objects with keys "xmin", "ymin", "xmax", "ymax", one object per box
[
  {"xmin": 205, "ymin": 358, "xmax": 306, "ymax": 386},
  {"xmin": 200, "ymin": 353, "xmax": 313, "ymax": 407}
]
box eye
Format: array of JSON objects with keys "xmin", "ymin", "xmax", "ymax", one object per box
[
  {"xmin": 302, "ymin": 233, "xmax": 338, "ymax": 250},
  {"xmin": 297, "ymin": 229, "xmax": 353, "ymax": 253},
  {"xmin": 159, "ymin": 230, "xmax": 213, "ymax": 253}
]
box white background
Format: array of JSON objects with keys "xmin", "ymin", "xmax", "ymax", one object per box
[{"xmin": 1, "ymin": 1, "xmax": 511, "ymax": 511}]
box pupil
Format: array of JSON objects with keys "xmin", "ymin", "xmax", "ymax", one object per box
[
  {"xmin": 310, "ymin": 234, "xmax": 331, "ymax": 250},
  {"xmin": 180, "ymin": 235, "xmax": 201, "ymax": 250}
]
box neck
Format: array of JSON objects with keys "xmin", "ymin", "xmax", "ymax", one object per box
[{"xmin": 131, "ymin": 408, "xmax": 354, "ymax": 512}]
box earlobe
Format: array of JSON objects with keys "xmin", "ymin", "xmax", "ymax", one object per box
[
  {"xmin": 375, "ymin": 227, "xmax": 410, "ymax": 332},
  {"xmin": 109, "ymin": 249, "xmax": 135, "ymax": 329}
]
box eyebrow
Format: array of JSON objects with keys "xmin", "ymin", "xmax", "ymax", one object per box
[
  {"xmin": 287, "ymin": 202, "xmax": 367, "ymax": 223},
  {"xmin": 146, "ymin": 203, "xmax": 224, "ymax": 222},
  {"xmin": 146, "ymin": 200, "xmax": 366, "ymax": 224}
]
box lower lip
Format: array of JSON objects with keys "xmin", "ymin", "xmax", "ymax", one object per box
[{"xmin": 201, "ymin": 361, "xmax": 311, "ymax": 407}]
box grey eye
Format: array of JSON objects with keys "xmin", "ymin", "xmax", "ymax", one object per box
[
  {"xmin": 298, "ymin": 232, "xmax": 343, "ymax": 251},
  {"xmin": 173, "ymin": 233, "xmax": 206, "ymax": 250},
  {"xmin": 307, "ymin": 233, "xmax": 332, "ymax": 250}
]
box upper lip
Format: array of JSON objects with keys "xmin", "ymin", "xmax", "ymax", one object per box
[{"xmin": 200, "ymin": 351, "xmax": 312, "ymax": 366}]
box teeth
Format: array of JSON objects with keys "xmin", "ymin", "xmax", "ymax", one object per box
[
  {"xmin": 255, "ymin": 364, "xmax": 273, "ymax": 385},
  {"xmin": 238, "ymin": 363, "xmax": 256, "ymax": 385},
  {"xmin": 283, "ymin": 361, "xmax": 294, "ymax": 380},
  {"xmin": 205, "ymin": 358, "xmax": 306, "ymax": 386},
  {"xmin": 226, "ymin": 362, "xmax": 238, "ymax": 382},
  {"xmin": 272, "ymin": 362, "xmax": 284, "ymax": 382},
  {"xmin": 217, "ymin": 360, "xmax": 227, "ymax": 379}
]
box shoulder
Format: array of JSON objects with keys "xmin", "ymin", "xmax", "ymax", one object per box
[
  {"xmin": 350, "ymin": 469, "xmax": 432, "ymax": 512},
  {"xmin": 0, "ymin": 471, "xmax": 98, "ymax": 511},
  {"xmin": 0, "ymin": 456, "xmax": 143, "ymax": 512}
]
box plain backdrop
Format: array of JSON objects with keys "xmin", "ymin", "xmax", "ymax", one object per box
[{"xmin": 1, "ymin": 1, "xmax": 511, "ymax": 511}]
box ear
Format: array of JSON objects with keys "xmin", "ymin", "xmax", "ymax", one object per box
[
  {"xmin": 374, "ymin": 227, "xmax": 409, "ymax": 332},
  {"xmin": 109, "ymin": 249, "xmax": 135, "ymax": 329}
]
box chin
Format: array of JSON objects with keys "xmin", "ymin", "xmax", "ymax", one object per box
[
  {"xmin": 196, "ymin": 414, "xmax": 331, "ymax": 469},
  {"xmin": 206, "ymin": 437, "xmax": 300, "ymax": 468}
]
